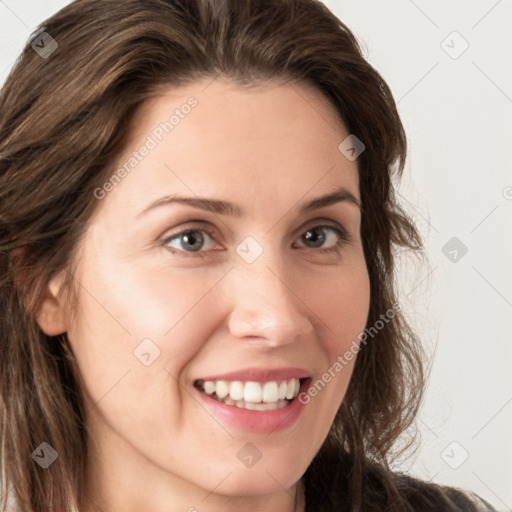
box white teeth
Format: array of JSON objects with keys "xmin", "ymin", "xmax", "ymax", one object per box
[
  {"xmin": 224, "ymin": 396, "xmax": 235, "ymax": 406},
  {"xmin": 244, "ymin": 382, "xmax": 263, "ymax": 403},
  {"xmin": 285, "ymin": 379, "xmax": 296, "ymax": 400},
  {"xmin": 232, "ymin": 399, "xmax": 288, "ymax": 411},
  {"xmin": 278, "ymin": 381, "xmax": 287, "ymax": 400},
  {"xmin": 216, "ymin": 380, "xmax": 229, "ymax": 399},
  {"xmin": 204, "ymin": 381, "xmax": 216, "ymax": 395},
  {"xmin": 262, "ymin": 381, "xmax": 279, "ymax": 403},
  {"xmin": 242, "ymin": 400, "xmax": 284, "ymax": 411},
  {"xmin": 229, "ymin": 381, "xmax": 244, "ymax": 401},
  {"xmin": 199, "ymin": 377, "xmax": 302, "ymax": 408}
]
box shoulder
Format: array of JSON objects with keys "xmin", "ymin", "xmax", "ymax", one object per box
[
  {"xmin": 304, "ymin": 453, "xmax": 498, "ymax": 512},
  {"xmin": 392, "ymin": 472, "xmax": 498, "ymax": 511}
]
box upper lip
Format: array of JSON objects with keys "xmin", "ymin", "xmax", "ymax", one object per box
[{"xmin": 195, "ymin": 367, "xmax": 311, "ymax": 383}]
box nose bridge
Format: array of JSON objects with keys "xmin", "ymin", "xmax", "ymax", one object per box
[{"xmin": 226, "ymin": 248, "xmax": 314, "ymax": 344}]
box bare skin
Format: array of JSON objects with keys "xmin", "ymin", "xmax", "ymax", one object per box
[{"xmin": 36, "ymin": 77, "xmax": 370, "ymax": 512}]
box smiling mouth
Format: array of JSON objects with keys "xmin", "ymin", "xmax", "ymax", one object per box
[{"xmin": 194, "ymin": 377, "xmax": 307, "ymax": 411}]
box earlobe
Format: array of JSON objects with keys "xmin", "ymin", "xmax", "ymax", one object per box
[{"xmin": 35, "ymin": 272, "xmax": 68, "ymax": 336}]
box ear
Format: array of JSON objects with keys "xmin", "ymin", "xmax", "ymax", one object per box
[{"xmin": 35, "ymin": 271, "xmax": 68, "ymax": 336}]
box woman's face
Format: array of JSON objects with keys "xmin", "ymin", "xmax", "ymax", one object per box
[{"xmin": 45, "ymin": 77, "xmax": 370, "ymax": 506}]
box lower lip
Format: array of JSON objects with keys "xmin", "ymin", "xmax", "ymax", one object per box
[{"xmin": 195, "ymin": 380, "xmax": 310, "ymax": 434}]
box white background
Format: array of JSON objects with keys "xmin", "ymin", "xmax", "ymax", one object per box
[{"xmin": 1, "ymin": 1, "xmax": 511, "ymax": 510}]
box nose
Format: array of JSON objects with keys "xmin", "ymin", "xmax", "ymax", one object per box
[{"xmin": 226, "ymin": 260, "xmax": 314, "ymax": 348}]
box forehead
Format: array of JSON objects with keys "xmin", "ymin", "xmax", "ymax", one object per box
[
  {"xmin": 135, "ymin": 76, "xmax": 346, "ymax": 132},
  {"xmin": 92, "ymin": 76, "xmax": 359, "ymax": 222},
  {"xmin": 125, "ymin": 76, "xmax": 349, "ymax": 164}
]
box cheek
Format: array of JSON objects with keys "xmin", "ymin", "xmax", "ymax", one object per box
[
  {"xmin": 65, "ymin": 257, "xmax": 230, "ymax": 451},
  {"xmin": 63, "ymin": 234, "xmax": 371, "ymax": 491},
  {"xmin": 65, "ymin": 242, "xmax": 238, "ymax": 417},
  {"xmin": 69, "ymin": 249, "xmax": 222, "ymax": 351},
  {"xmin": 302, "ymin": 257, "xmax": 370, "ymax": 407},
  {"xmin": 305, "ymin": 257, "xmax": 371, "ymax": 352},
  {"xmin": 68, "ymin": 240, "xmax": 370, "ymax": 397}
]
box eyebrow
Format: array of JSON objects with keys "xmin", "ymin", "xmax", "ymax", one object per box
[{"xmin": 136, "ymin": 186, "xmax": 361, "ymax": 219}]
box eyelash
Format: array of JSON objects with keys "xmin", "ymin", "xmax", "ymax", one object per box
[{"xmin": 162, "ymin": 222, "xmax": 352, "ymax": 258}]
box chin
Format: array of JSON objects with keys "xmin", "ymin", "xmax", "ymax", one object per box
[
  {"xmin": 219, "ymin": 474, "xmax": 299, "ymax": 497},
  {"xmin": 212, "ymin": 459, "xmax": 305, "ymax": 496}
]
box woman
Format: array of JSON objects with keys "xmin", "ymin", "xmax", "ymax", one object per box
[{"xmin": 0, "ymin": 0, "xmax": 497, "ymax": 510}]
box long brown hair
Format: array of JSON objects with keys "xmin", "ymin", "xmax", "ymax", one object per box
[{"xmin": 0, "ymin": 1, "xmax": 488, "ymax": 510}]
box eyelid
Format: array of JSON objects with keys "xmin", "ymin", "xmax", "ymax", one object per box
[
  {"xmin": 298, "ymin": 218, "xmax": 352, "ymax": 239},
  {"xmin": 161, "ymin": 222, "xmax": 219, "ymax": 253},
  {"xmin": 160, "ymin": 218, "xmax": 352, "ymax": 256}
]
